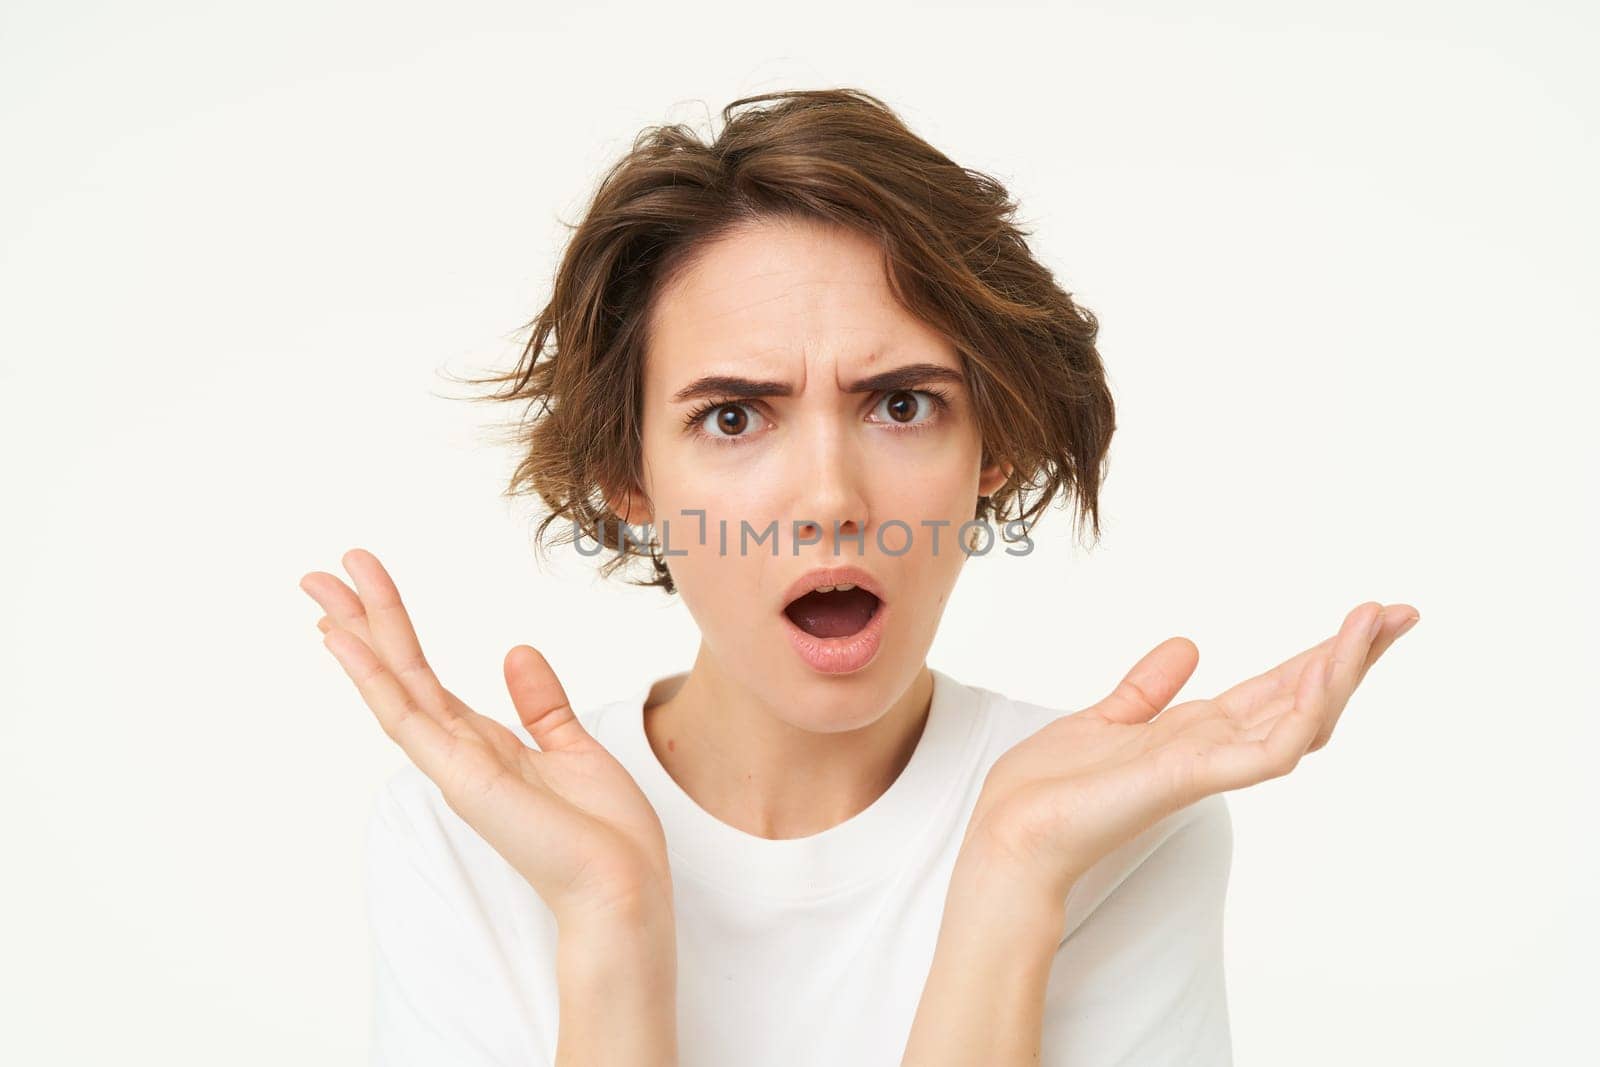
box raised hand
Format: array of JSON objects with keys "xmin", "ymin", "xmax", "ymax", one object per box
[
  {"xmin": 957, "ymin": 601, "xmax": 1420, "ymax": 903},
  {"xmin": 300, "ymin": 548, "xmax": 674, "ymax": 930}
]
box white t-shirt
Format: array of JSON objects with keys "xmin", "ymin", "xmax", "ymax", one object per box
[{"xmin": 365, "ymin": 666, "xmax": 1234, "ymax": 1066}]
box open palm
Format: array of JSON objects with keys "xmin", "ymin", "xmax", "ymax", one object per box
[
  {"xmin": 301, "ymin": 548, "xmax": 672, "ymax": 927},
  {"xmin": 962, "ymin": 601, "xmax": 1419, "ymax": 899}
]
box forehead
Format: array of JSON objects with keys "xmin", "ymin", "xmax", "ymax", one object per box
[{"xmin": 644, "ymin": 217, "xmax": 959, "ymax": 384}]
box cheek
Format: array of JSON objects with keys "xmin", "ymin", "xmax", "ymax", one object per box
[
  {"xmin": 651, "ymin": 459, "xmax": 785, "ymax": 544},
  {"xmin": 643, "ymin": 456, "xmax": 777, "ymax": 609},
  {"xmin": 870, "ymin": 443, "xmax": 980, "ymax": 522}
]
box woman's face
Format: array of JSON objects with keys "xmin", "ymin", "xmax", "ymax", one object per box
[{"xmin": 624, "ymin": 216, "xmax": 1009, "ymax": 731}]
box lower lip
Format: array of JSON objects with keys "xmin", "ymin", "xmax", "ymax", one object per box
[{"xmin": 781, "ymin": 598, "xmax": 888, "ymax": 675}]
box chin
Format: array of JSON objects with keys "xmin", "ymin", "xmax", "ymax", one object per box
[{"xmin": 772, "ymin": 655, "xmax": 907, "ymax": 734}]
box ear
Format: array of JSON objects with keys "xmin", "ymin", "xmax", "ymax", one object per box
[
  {"xmin": 977, "ymin": 456, "xmax": 1012, "ymax": 498},
  {"xmin": 602, "ymin": 481, "xmax": 654, "ymax": 527}
]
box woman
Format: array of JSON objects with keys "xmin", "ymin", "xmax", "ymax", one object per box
[{"xmin": 299, "ymin": 88, "xmax": 1418, "ymax": 1066}]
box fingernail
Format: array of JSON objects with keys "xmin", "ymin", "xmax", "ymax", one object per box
[{"xmin": 1395, "ymin": 614, "xmax": 1419, "ymax": 639}]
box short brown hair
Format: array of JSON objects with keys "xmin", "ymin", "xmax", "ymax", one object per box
[{"xmin": 452, "ymin": 88, "xmax": 1115, "ymax": 595}]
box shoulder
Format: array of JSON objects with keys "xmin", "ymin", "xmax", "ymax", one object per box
[
  {"xmin": 364, "ymin": 763, "xmax": 497, "ymax": 897},
  {"xmin": 1064, "ymin": 792, "xmax": 1233, "ymax": 942},
  {"xmin": 1038, "ymin": 794, "xmax": 1234, "ymax": 1062},
  {"xmin": 960, "ymin": 681, "xmax": 1081, "ymax": 756},
  {"xmin": 363, "ymin": 753, "xmax": 566, "ymax": 1064},
  {"xmin": 362, "ymin": 754, "xmax": 549, "ymax": 971}
]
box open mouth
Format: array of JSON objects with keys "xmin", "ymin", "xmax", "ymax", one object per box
[{"xmin": 782, "ymin": 585, "xmax": 883, "ymax": 639}]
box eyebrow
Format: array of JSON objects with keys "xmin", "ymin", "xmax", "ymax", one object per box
[{"xmin": 670, "ymin": 361, "xmax": 967, "ymax": 404}]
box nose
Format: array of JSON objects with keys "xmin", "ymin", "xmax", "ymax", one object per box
[{"xmin": 790, "ymin": 418, "xmax": 870, "ymax": 556}]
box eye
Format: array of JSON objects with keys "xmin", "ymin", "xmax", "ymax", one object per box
[
  {"xmin": 869, "ymin": 388, "xmax": 947, "ymax": 428},
  {"xmin": 694, "ymin": 401, "xmax": 767, "ymax": 440}
]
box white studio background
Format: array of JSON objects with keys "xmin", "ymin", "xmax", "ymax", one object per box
[{"xmin": 2, "ymin": 2, "xmax": 1594, "ymax": 1063}]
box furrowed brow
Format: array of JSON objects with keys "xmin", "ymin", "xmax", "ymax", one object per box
[
  {"xmin": 842, "ymin": 362, "xmax": 967, "ymax": 394},
  {"xmin": 670, "ymin": 362, "xmax": 965, "ymax": 404}
]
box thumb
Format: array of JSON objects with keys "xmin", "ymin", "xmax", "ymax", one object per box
[
  {"xmin": 504, "ymin": 645, "xmax": 594, "ymax": 753},
  {"xmin": 1094, "ymin": 636, "xmax": 1200, "ymax": 724}
]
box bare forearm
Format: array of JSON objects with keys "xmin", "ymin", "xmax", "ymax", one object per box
[
  {"xmin": 901, "ymin": 855, "xmax": 1068, "ymax": 1066},
  {"xmin": 555, "ymin": 907, "xmax": 678, "ymax": 1067}
]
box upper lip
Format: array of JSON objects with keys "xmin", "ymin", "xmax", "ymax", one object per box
[{"xmin": 779, "ymin": 564, "xmax": 888, "ymax": 612}]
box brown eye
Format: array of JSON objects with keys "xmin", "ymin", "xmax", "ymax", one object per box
[
  {"xmin": 872, "ymin": 389, "xmax": 938, "ymax": 427},
  {"xmin": 715, "ymin": 405, "xmax": 747, "ymax": 434},
  {"xmin": 699, "ymin": 402, "xmax": 765, "ymax": 439}
]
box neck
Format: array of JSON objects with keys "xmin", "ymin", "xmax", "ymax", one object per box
[{"xmin": 642, "ymin": 648, "xmax": 935, "ymax": 840}]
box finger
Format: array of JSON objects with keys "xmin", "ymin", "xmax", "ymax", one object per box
[
  {"xmin": 1232, "ymin": 602, "xmax": 1417, "ymax": 733},
  {"xmin": 1307, "ymin": 603, "xmax": 1420, "ymax": 750},
  {"xmin": 323, "ymin": 627, "xmax": 549, "ymax": 842},
  {"xmin": 340, "ymin": 549, "xmax": 461, "ymax": 728},
  {"xmin": 1213, "ymin": 635, "xmax": 1336, "ymax": 724},
  {"xmin": 322, "ymin": 625, "xmax": 469, "ymax": 784},
  {"xmin": 1094, "ymin": 637, "xmax": 1201, "ymax": 725},
  {"xmin": 300, "ymin": 571, "xmax": 375, "ymax": 646},
  {"xmin": 1355, "ymin": 605, "xmax": 1420, "ymax": 689},
  {"xmin": 307, "ymin": 573, "xmax": 529, "ymax": 765},
  {"xmin": 1330, "ymin": 601, "xmax": 1385, "ymax": 693},
  {"xmin": 1237, "ymin": 605, "xmax": 1374, "ymax": 735},
  {"xmin": 1308, "ymin": 601, "xmax": 1386, "ymax": 751},
  {"xmin": 1264, "ymin": 651, "xmax": 1330, "ymax": 762},
  {"xmin": 361, "ymin": 635, "xmax": 526, "ymax": 764},
  {"xmin": 505, "ymin": 645, "xmax": 594, "ymax": 753},
  {"xmin": 1201, "ymin": 652, "xmax": 1330, "ymax": 793}
]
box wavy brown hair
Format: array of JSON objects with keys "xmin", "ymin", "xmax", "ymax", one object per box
[{"xmin": 449, "ymin": 88, "xmax": 1116, "ymax": 595}]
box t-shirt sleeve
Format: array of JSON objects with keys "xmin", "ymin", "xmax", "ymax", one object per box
[
  {"xmin": 1037, "ymin": 793, "xmax": 1235, "ymax": 1066},
  {"xmin": 365, "ymin": 771, "xmax": 555, "ymax": 1067}
]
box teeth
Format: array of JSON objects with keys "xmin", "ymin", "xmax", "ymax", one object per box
[
  {"xmin": 836, "ymin": 583, "xmax": 856, "ymax": 590},
  {"xmin": 809, "ymin": 582, "xmax": 859, "ymax": 595}
]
